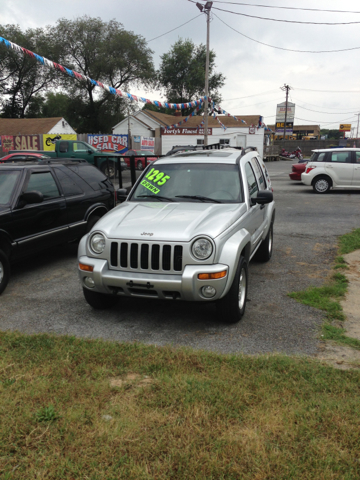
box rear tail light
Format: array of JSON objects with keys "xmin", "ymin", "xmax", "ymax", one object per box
[{"xmin": 305, "ymin": 166, "xmax": 316, "ymax": 174}]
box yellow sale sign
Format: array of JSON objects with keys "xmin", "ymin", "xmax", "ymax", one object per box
[
  {"xmin": 339, "ymin": 124, "xmax": 351, "ymax": 132},
  {"xmin": 42, "ymin": 134, "xmax": 77, "ymax": 151}
]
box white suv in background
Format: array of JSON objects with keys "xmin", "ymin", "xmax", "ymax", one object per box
[{"xmin": 301, "ymin": 148, "xmax": 360, "ymax": 193}]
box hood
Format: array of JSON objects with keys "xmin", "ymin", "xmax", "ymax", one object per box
[{"xmin": 95, "ymin": 201, "xmax": 247, "ymax": 242}]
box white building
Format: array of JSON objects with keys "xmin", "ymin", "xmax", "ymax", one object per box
[{"xmin": 112, "ymin": 111, "xmax": 265, "ymax": 157}]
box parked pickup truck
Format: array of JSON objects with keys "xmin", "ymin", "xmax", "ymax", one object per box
[
  {"xmin": 9, "ymin": 140, "xmax": 126, "ymax": 177},
  {"xmin": 78, "ymin": 147, "xmax": 275, "ymax": 323}
]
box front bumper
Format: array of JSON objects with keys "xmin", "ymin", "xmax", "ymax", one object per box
[{"xmin": 78, "ymin": 256, "xmax": 229, "ymax": 301}]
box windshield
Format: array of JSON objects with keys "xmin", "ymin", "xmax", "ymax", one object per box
[
  {"xmin": 0, "ymin": 171, "xmax": 21, "ymax": 204},
  {"xmin": 131, "ymin": 163, "xmax": 243, "ymax": 203}
]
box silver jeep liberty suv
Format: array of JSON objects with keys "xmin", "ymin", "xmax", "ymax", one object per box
[{"xmin": 78, "ymin": 147, "xmax": 275, "ymax": 323}]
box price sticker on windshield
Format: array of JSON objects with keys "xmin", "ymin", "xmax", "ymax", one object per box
[{"xmin": 141, "ymin": 168, "xmax": 171, "ymax": 194}]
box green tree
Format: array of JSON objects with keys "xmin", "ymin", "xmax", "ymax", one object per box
[
  {"xmin": 0, "ymin": 24, "xmax": 61, "ymax": 118},
  {"xmin": 54, "ymin": 16, "xmax": 155, "ymax": 132},
  {"xmin": 157, "ymin": 38, "xmax": 225, "ymax": 114}
]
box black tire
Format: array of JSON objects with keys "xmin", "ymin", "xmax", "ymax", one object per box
[
  {"xmin": 255, "ymin": 223, "xmax": 273, "ymax": 262},
  {"xmin": 312, "ymin": 175, "xmax": 331, "ymax": 194},
  {"xmin": 83, "ymin": 287, "xmax": 119, "ymax": 309},
  {"xmin": 216, "ymin": 256, "xmax": 248, "ymax": 324},
  {"xmin": 86, "ymin": 215, "xmax": 101, "ymax": 233},
  {"xmin": 0, "ymin": 249, "xmax": 10, "ymax": 295},
  {"xmin": 101, "ymin": 161, "xmax": 117, "ymax": 179},
  {"xmin": 137, "ymin": 160, "xmax": 143, "ymax": 171}
]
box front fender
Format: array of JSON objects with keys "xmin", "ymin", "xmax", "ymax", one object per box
[
  {"xmin": 84, "ymin": 204, "xmax": 108, "ymax": 221},
  {"xmin": 216, "ymin": 228, "xmax": 251, "ymax": 298}
]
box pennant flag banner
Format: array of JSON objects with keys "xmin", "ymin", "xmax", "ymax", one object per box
[
  {"xmin": 163, "ymin": 106, "xmax": 202, "ymax": 130},
  {"xmin": 0, "ymin": 36, "xmax": 246, "ymax": 124},
  {"xmin": 0, "ymin": 36, "xmax": 210, "ymax": 111}
]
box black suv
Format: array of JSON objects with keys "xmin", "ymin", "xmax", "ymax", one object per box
[{"xmin": 0, "ymin": 160, "xmax": 115, "ymax": 294}]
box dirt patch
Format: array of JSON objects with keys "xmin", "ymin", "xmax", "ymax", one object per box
[
  {"xmin": 109, "ymin": 373, "xmax": 155, "ymax": 388},
  {"xmin": 317, "ymin": 250, "xmax": 360, "ymax": 370}
]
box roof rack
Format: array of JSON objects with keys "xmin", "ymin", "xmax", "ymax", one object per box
[
  {"xmin": 201, "ymin": 143, "xmax": 242, "ymax": 151},
  {"xmin": 240, "ymin": 146, "xmax": 258, "ymax": 157}
]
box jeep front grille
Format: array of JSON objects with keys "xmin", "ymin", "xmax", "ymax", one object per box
[{"xmin": 110, "ymin": 242, "xmax": 183, "ymax": 273}]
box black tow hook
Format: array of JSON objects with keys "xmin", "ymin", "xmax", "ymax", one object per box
[{"xmin": 126, "ymin": 281, "xmax": 154, "ymax": 289}]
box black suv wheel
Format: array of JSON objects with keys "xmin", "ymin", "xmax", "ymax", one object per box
[{"xmin": 0, "ymin": 249, "xmax": 10, "ymax": 295}]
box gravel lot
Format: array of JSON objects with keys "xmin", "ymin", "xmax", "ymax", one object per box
[{"xmin": 2, "ymin": 160, "xmax": 360, "ymax": 355}]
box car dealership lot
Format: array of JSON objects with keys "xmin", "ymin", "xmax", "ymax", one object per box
[{"xmin": 1, "ymin": 160, "xmax": 360, "ymax": 356}]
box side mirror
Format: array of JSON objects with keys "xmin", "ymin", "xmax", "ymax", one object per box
[
  {"xmin": 20, "ymin": 190, "xmax": 44, "ymax": 206},
  {"xmin": 252, "ymin": 190, "xmax": 273, "ymax": 205},
  {"xmin": 116, "ymin": 188, "xmax": 127, "ymax": 203},
  {"xmin": 87, "ymin": 150, "xmax": 93, "ymax": 154}
]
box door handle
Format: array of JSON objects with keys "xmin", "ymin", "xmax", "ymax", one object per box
[{"xmin": 326, "ymin": 165, "xmax": 333, "ymax": 168}]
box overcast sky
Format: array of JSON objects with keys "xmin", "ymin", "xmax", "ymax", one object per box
[{"xmin": 2, "ymin": 0, "xmax": 360, "ymax": 132}]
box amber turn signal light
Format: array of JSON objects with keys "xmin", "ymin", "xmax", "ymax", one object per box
[
  {"xmin": 79, "ymin": 263, "xmax": 94, "ymax": 272},
  {"xmin": 198, "ymin": 270, "xmax": 227, "ymax": 280}
]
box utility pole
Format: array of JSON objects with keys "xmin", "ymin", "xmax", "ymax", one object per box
[
  {"xmin": 127, "ymin": 106, "xmax": 132, "ymax": 150},
  {"xmin": 196, "ymin": 2, "xmax": 213, "ymax": 146},
  {"xmin": 280, "ymin": 84, "xmax": 291, "ymax": 142},
  {"xmin": 356, "ymin": 113, "xmax": 360, "ymax": 139}
]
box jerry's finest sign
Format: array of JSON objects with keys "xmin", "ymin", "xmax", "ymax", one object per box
[{"xmin": 162, "ymin": 128, "xmax": 212, "ymax": 135}]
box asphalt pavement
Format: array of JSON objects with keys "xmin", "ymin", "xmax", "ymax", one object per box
[{"xmin": 1, "ymin": 160, "xmax": 360, "ymax": 355}]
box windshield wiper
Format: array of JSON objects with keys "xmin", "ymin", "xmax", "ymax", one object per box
[
  {"xmin": 138, "ymin": 195, "xmax": 174, "ymax": 202},
  {"xmin": 175, "ymin": 195, "xmax": 221, "ymax": 203}
]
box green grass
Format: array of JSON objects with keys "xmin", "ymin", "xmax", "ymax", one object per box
[
  {"xmin": 289, "ymin": 272, "xmax": 348, "ymax": 322},
  {"xmin": 0, "ymin": 331, "xmax": 360, "ymax": 479},
  {"xmin": 338, "ymin": 227, "xmax": 360, "ymax": 255},
  {"xmin": 289, "ymin": 228, "xmax": 360, "ymax": 348}
]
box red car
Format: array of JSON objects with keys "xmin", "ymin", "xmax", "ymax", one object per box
[
  {"xmin": 122, "ymin": 150, "xmax": 157, "ymax": 170},
  {"xmin": 0, "ymin": 152, "xmax": 51, "ymax": 163},
  {"xmin": 289, "ymin": 160, "xmax": 308, "ymax": 181}
]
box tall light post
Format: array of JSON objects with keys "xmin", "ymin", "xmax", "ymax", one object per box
[{"xmin": 196, "ymin": 2, "xmax": 212, "ymax": 146}]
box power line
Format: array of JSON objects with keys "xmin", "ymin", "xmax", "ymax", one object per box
[
  {"xmin": 295, "ymin": 115, "xmax": 356, "ymax": 125},
  {"xmin": 147, "ymin": 14, "xmax": 202, "ymax": 42},
  {"xmin": 210, "ymin": 5, "xmax": 360, "ymax": 25},
  {"xmin": 294, "ymin": 87, "xmax": 360, "ymax": 93},
  {"xmin": 295, "ymin": 105, "xmax": 359, "ymax": 115},
  {"xmin": 214, "ymin": 13, "xmax": 360, "ymax": 53},
  {"xmin": 291, "ymin": 97, "xmax": 360, "ymax": 111},
  {"xmin": 209, "ymin": 2, "xmax": 360, "ymax": 15},
  {"xmin": 224, "ymin": 89, "xmax": 279, "ymax": 100}
]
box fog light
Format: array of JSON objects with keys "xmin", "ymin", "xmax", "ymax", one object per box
[
  {"xmin": 201, "ymin": 285, "xmax": 216, "ymax": 298},
  {"xmin": 84, "ymin": 276, "xmax": 95, "ymax": 288}
]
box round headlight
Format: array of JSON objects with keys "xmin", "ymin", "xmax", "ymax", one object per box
[
  {"xmin": 192, "ymin": 238, "xmax": 213, "ymax": 260},
  {"xmin": 90, "ymin": 233, "xmax": 106, "ymax": 254}
]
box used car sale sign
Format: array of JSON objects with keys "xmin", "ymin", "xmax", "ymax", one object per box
[{"xmin": 87, "ymin": 134, "xmax": 128, "ymax": 154}]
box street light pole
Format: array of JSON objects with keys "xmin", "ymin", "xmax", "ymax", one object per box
[
  {"xmin": 196, "ymin": 2, "xmax": 213, "ymax": 147},
  {"xmin": 280, "ymin": 84, "xmax": 291, "ymax": 142}
]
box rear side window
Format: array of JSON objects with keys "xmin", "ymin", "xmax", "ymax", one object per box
[
  {"xmin": 355, "ymin": 152, "xmax": 360, "ymax": 164},
  {"xmin": 54, "ymin": 168, "xmax": 83, "ymax": 196},
  {"xmin": 251, "ymin": 157, "xmax": 266, "ymax": 190},
  {"xmin": 59, "ymin": 141, "xmax": 69, "ymax": 153},
  {"xmin": 329, "ymin": 151, "xmax": 351, "ymax": 163},
  {"xmin": 68, "ymin": 164, "xmax": 107, "ymax": 191},
  {"xmin": 26, "ymin": 172, "xmax": 60, "ymax": 199}
]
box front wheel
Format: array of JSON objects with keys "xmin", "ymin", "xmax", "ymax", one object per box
[
  {"xmin": 216, "ymin": 256, "xmax": 248, "ymax": 324},
  {"xmin": 0, "ymin": 249, "xmax": 10, "ymax": 295},
  {"xmin": 312, "ymin": 175, "xmax": 331, "ymax": 194},
  {"xmin": 83, "ymin": 288, "xmax": 119, "ymax": 309}
]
